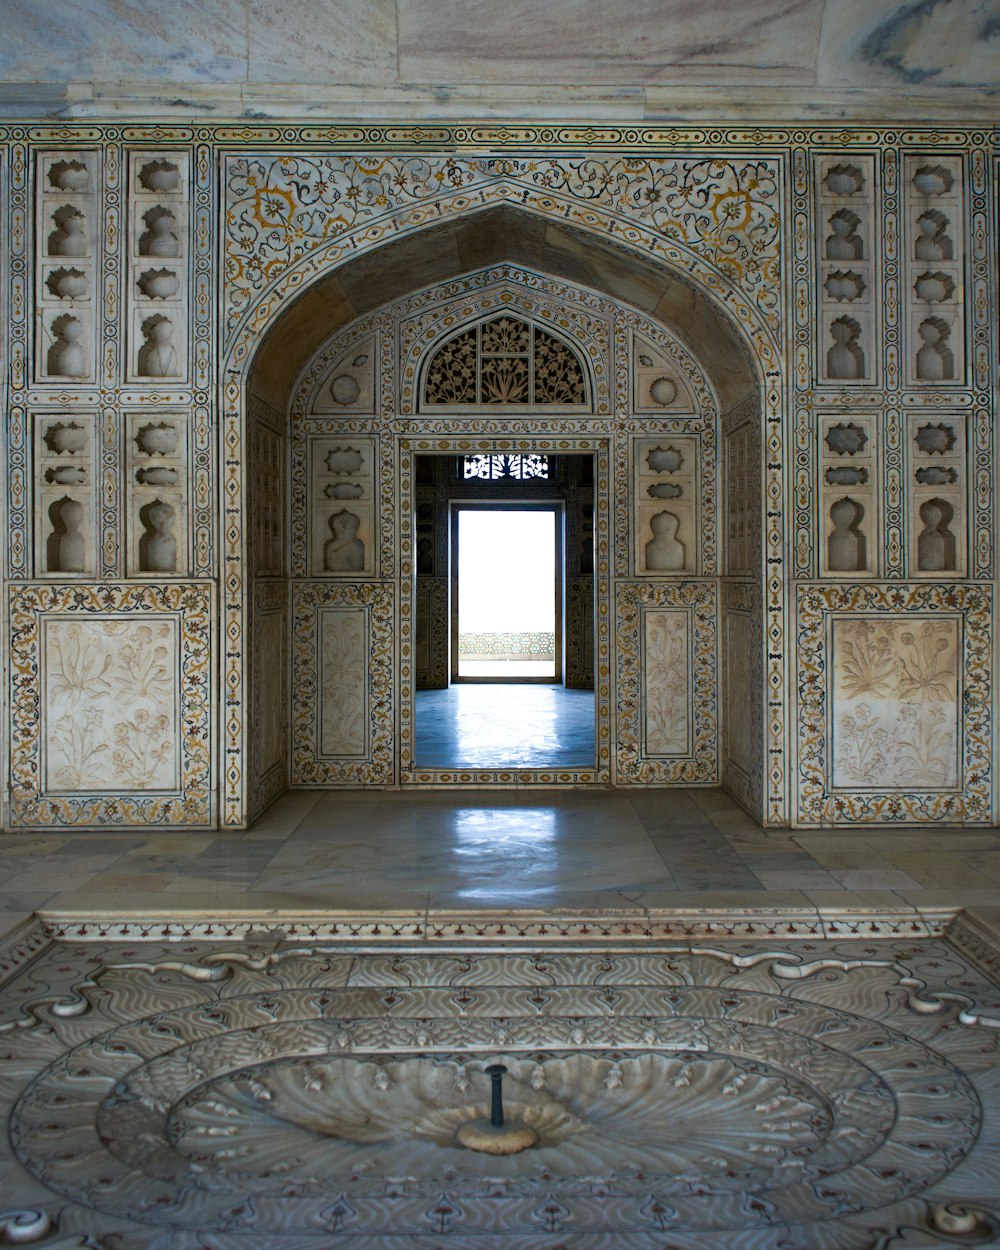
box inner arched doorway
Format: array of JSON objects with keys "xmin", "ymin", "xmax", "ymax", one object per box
[{"xmin": 240, "ymin": 206, "xmax": 765, "ymax": 823}]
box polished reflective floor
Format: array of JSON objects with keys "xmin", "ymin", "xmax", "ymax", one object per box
[
  {"xmin": 414, "ymin": 682, "xmax": 595, "ymax": 768},
  {"xmin": 3, "ymin": 787, "xmax": 1000, "ymax": 932}
]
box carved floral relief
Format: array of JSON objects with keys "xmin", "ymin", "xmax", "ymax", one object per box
[
  {"xmin": 643, "ymin": 609, "xmax": 690, "ymax": 755},
  {"xmin": 320, "ymin": 608, "xmax": 366, "ymax": 757},
  {"xmin": 291, "ymin": 582, "xmax": 394, "ymax": 786},
  {"xmin": 616, "ymin": 581, "xmax": 717, "ymax": 784},
  {"xmin": 797, "ymin": 585, "xmax": 992, "ymax": 823},
  {"xmin": 45, "ymin": 619, "xmax": 177, "ymax": 791},
  {"xmin": 8, "ymin": 584, "xmax": 213, "ymax": 827},
  {"xmin": 833, "ymin": 619, "xmax": 959, "ymax": 788}
]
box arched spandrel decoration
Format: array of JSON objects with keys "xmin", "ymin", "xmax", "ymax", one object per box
[{"xmin": 420, "ymin": 314, "xmax": 590, "ymax": 410}]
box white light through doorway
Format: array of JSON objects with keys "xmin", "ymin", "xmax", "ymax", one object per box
[{"xmin": 457, "ymin": 509, "xmax": 556, "ymax": 679}]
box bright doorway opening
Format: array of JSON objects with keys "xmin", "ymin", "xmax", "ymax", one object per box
[{"xmin": 454, "ymin": 507, "xmax": 559, "ymax": 681}]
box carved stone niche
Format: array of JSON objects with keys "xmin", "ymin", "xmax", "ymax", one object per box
[
  {"xmin": 819, "ymin": 415, "xmax": 875, "ymax": 577},
  {"xmin": 128, "ymin": 415, "xmax": 188, "ymax": 575},
  {"xmin": 138, "ymin": 159, "xmax": 182, "ymax": 194},
  {"xmin": 825, "ymin": 316, "xmax": 866, "ymax": 381},
  {"xmin": 632, "ymin": 335, "xmax": 697, "ymax": 413},
  {"xmin": 308, "ymin": 436, "xmax": 376, "ymax": 575},
  {"xmin": 128, "ymin": 151, "xmax": 189, "ymax": 386},
  {"xmin": 309, "ymin": 336, "xmax": 377, "ymax": 415},
  {"xmin": 47, "ymin": 158, "xmax": 91, "ymax": 193},
  {"xmin": 36, "ymin": 414, "xmax": 96, "ymax": 577},
  {"xmin": 816, "ymin": 155, "xmax": 875, "ymax": 390},
  {"xmin": 44, "ymin": 312, "xmax": 93, "ymax": 381},
  {"xmin": 36, "ymin": 154, "xmax": 98, "ymax": 385},
  {"xmin": 634, "ymin": 436, "xmax": 698, "ymax": 575},
  {"xmin": 908, "ymin": 414, "xmax": 965, "ymax": 577},
  {"xmin": 47, "ymin": 204, "xmax": 90, "ymax": 257},
  {"xmin": 904, "ymin": 155, "xmax": 963, "ymax": 388}
]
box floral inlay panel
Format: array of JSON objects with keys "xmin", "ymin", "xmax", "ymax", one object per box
[
  {"xmin": 832, "ymin": 618, "xmax": 959, "ymax": 789},
  {"xmin": 224, "ymin": 155, "xmax": 781, "ymax": 340},
  {"xmin": 616, "ymin": 581, "xmax": 717, "ymax": 784},
  {"xmin": 291, "ymin": 582, "xmax": 395, "ymax": 786},
  {"xmin": 8, "ymin": 584, "xmax": 212, "ymax": 828},
  {"xmin": 797, "ymin": 584, "xmax": 992, "ymax": 824},
  {"xmin": 44, "ymin": 617, "xmax": 178, "ymax": 792}
]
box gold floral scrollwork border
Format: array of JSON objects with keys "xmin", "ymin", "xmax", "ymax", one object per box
[
  {"xmin": 796, "ymin": 583, "xmax": 993, "ymax": 824},
  {"xmin": 8, "ymin": 583, "xmax": 213, "ymax": 829},
  {"xmin": 290, "ymin": 581, "xmax": 395, "ymax": 786},
  {"xmin": 615, "ymin": 581, "xmax": 718, "ymax": 784}
]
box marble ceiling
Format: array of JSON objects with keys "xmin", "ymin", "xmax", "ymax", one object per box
[{"xmin": 0, "ymin": 0, "xmax": 997, "ymax": 119}]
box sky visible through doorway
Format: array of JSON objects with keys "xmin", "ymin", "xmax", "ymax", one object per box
[{"xmin": 458, "ymin": 510, "xmax": 555, "ymax": 677}]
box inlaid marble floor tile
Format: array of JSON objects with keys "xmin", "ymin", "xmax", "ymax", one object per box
[
  {"xmin": 882, "ymin": 854, "xmax": 998, "ymax": 888},
  {"xmin": 827, "ymin": 866, "xmax": 924, "ymax": 889},
  {"xmin": 960, "ymin": 852, "xmax": 1000, "ymax": 883},
  {"xmin": 751, "ymin": 868, "xmax": 843, "ymax": 890}
]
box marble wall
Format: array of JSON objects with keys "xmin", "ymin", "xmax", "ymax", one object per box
[{"xmin": 0, "ymin": 125, "xmax": 995, "ymax": 828}]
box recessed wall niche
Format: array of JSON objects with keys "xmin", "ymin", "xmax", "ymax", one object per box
[
  {"xmin": 310, "ymin": 336, "xmax": 378, "ymax": 414},
  {"xmin": 308, "ymin": 436, "xmax": 376, "ymax": 575},
  {"xmin": 819, "ymin": 416, "xmax": 875, "ymax": 576},
  {"xmin": 634, "ymin": 435, "xmax": 698, "ymax": 575},
  {"xmin": 816, "ymin": 155, "xmax": 875, "ymax": 385},
  {"xmin": 908, "ymin": 414, "xmax": 966, "ymax": 576},
  {"xmin": 127, "ymin": 414, "xmax": 189, "ymax": 574},
  {"xmin": 632, "ymin": 336, "xmax": 697, "ymax": 413},
  {"xmin": 35, "ymin": 152, "xmax": 98, "ymax": 383},
  {"xmin": 127, "ymin": 151, "xmax": 189, "ymax": 384},
  {"xmin": 35, "ymin": 413, "xmax": 97, "ymax": 576},
  {"xmin": 904, "ymin": 155, "xmax": 964, "ymax": 387}
]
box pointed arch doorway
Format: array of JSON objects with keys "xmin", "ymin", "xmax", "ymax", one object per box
[{"xmin": 240, "ymin": 205, "xmax": 770, "ymax": 821}]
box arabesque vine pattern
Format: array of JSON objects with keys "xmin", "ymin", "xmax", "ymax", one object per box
[{"xmin": 224, "ymin": 155, "xmax": 781, "ymax": 339}]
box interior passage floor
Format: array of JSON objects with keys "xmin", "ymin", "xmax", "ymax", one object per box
[
  {"xmin": 2, "ymin": 787, "xmax": 1000, "ymax": 935},
  {"xmin": 414, "ymin": 682, "xmax": 595, "ymax": 768}
]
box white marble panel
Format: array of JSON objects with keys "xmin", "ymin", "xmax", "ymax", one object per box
[
  {"xmin": 43, "ymin": 618, "xmax": 179, "ymax": 793},
  {"xmin": 818, "ymin": 0, "xmax": 1000, "ymax": 88},
  {"xmin": 832, "ymin": 617, "xmax": 959, "ymax": 790},
  {"xmin": 319, "ymin": 607, "xmax": 367, "ymax": 758},
  {"xmin": 247, "ymin": 0, "xmax": 397, "ymax": 84},
  {"xmin": 397, "ymin": 0, "xmax": 824, "ymax": 84},
  {"xmin": 0, "ymin": 0, "xmax": 248, "ymax": 82},
  {"xmin": 724, "ymin": 610, "xmax": 754, "ymax": 776},
  {"xmin": 643, "ymin": 609, "xmax": 690, "ymax": 756},
  {"xmin": 257, "ymin": 610, "xmax": 285, "ymax": 775}
]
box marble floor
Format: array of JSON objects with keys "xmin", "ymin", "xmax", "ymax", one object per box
[
  {"xmin": 1, "ymin": 786, "xmax": 1000, "ymax": 937},
  {"xmin": 3, "ymin": 790, "xmax": 1000, "ymax": 1247},
  {"xmin": 413, "ymin": 683, "xmax": 595, "ymax": 768}
]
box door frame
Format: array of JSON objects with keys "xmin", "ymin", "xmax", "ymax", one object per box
[{"xmin": 400, "ymin": 436, "xmax": 609, "ymax": 786}]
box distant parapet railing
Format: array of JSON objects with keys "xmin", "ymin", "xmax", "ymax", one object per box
[{"xmin": 458, "ymin": 631, "xmax": 555, "ymax": 661}]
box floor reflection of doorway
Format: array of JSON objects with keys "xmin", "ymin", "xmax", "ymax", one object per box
[
  {"xmin": 413, "ymin": 684, "xmax": 594, "ymax": 768},
  {"xmin": 454, "ymin": 506, "xmax": 559, "ymax": 682}
]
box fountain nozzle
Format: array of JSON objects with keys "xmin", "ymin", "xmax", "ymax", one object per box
[{"xmin": 456, "ymin": 1062, "xmax": 538, "ymax": 1155}]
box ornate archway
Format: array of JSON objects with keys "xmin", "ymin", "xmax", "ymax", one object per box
[{"xmin": 226, "ymin": 178, "xmax": 779, "ymax": 827}]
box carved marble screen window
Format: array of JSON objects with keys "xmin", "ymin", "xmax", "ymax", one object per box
[{"xmin": 422, "ymin": 315, "xmax": 588, "ymax": 407}]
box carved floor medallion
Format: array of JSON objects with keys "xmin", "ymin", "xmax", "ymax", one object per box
[{"xmin": 1, "ymin": 912, "xmax": 999, "ymax": 1248}]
